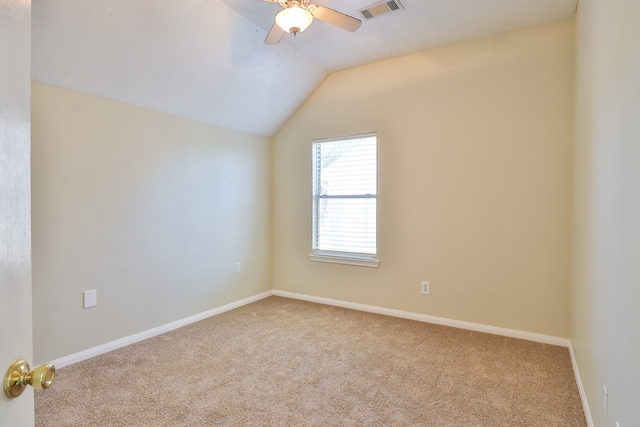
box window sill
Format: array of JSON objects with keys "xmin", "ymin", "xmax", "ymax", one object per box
[{"xmin": 308, "ymin": 253, "xmax": 380, "ymax": 268}]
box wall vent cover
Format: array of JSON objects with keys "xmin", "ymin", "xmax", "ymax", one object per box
[{"xmin": 358, "ymin": 0, "xmax": 404, "ymax": 20}]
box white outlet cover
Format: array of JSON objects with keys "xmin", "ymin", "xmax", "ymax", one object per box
[
  {"xmin": 83, "ymin": 290, "xmax": 97, "ymax": 308},
  {"xmin": 421, "ymin": 281, "xmax": 431, "ymax": 295}
]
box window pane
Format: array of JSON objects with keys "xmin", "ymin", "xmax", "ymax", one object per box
[
  {"xmin": 316, "ymin": 198, "xmax": 377, "ymax": 254},
  {"xmin": 316, "ymin": 137, "xmax": 377, "ymax": 196},
  {"xmin": 312, "ymin": 134, "xmax": 377, "ymax": 258}
]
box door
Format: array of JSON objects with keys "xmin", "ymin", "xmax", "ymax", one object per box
[{"xmin": 1, "ymin": 1, "xmax": 34, "ymax": 427}]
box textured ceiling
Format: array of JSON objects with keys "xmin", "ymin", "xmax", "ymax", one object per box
[{"xmin": 32, "ymin": 0, "xmax": 577, "ymax": 137}]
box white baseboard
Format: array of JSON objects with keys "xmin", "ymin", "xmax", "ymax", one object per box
[
  {"xmin": 49, "ymin": 291, "xmax": 273, "ymax": 369},
  {"xmin": 569, "ymin": 342, "xmax": 594, "ymax": 427},
  {"xmin": 272, "ymin": 290, "xmax": 571, "ymax": 347},
  {"xmin": 50, "ymin": 289, "xmax": 570, "ymax": 361}
]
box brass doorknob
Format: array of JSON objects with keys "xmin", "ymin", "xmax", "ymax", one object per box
[{"xmin": 4, "ymin": 358, "xmax": 56, "ymax": 398}]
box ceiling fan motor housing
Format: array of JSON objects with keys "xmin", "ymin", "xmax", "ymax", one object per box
[
  {"xmin": 265, "ymin": 0, "xmax": 362, "ymax": 44},
  {"xmin": 275, "ymin": 2, "xmax": 313, "ymax": 33}
]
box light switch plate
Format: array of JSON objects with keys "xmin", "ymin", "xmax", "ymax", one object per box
[{"xmin": 83, "ymin": 289, "xmax": 97, "ymax": 308}]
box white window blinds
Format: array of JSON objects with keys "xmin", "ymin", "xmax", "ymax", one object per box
[{"xmin": 312, "ymin": 134, "xmax": 377, "ymax": 261}]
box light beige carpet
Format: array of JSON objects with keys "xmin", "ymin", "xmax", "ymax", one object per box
[{"xmin": 35, "ymin": 296, "xmax": 586, "ymax": 426}]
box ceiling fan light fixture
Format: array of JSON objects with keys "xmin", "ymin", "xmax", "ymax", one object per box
[{"xmin": 275, "ymin": 6, "xmax": 313, "ymax": 34}]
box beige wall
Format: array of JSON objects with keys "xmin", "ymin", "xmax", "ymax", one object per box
[
  {"xmin": 273, "ymin": 20, "xmax": 574, "ymax": 338},
  {"xmin": 572, "ymin": 0, "xmax": 640, "ymax": 425},
  {"xmin": 32, "ymin": 82, "xmax": 272, "ymax": 363}
]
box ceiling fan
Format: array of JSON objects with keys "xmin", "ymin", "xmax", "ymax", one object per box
[{"xmin": 262, "ymin": 0, "xmax": 362, "ymax": 44}]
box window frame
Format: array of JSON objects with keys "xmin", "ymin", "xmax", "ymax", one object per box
[{"xmin": 309, "ymin": 133, "xmax": 380, "ymax": 268}]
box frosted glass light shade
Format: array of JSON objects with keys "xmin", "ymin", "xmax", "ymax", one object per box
[{"xmin": 275, "ymin": 7, "xmax": 313, "ymax": 33}]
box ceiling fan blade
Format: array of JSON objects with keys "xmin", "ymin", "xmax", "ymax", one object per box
[
  {"xmin": 307, "ymin": 4, "xmax": 361, "ymax": 32},
  {"xmin": 265, "ymin": 22, "xmax": 285, "ymax": 44}
]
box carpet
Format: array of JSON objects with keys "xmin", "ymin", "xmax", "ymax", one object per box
[{"xmin": 35, "ymin": 296, "xmax": 586, "ymax": 426}]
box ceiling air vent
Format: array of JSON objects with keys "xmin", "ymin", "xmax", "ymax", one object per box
[{"xmin": 358, "ymin": 0, "xmax": 404, "ymax": 21}]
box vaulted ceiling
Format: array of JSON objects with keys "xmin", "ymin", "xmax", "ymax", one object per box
[{"xmin": 32, "ymin": 0, "xmax": 577, "ymax": 137}]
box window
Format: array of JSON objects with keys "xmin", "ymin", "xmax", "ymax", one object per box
[{"xmin": 310, "ymin": 133, "xmax": 379, "ymax": 267}]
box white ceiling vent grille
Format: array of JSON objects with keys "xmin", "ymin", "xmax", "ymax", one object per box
[{"xmin": 358, "ymin": 0, "xmax": 404, "ymax": 20}]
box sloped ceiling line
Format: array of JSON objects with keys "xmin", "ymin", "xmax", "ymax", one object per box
[{"xmin": 32, "ymin": 0, "xmax": 576, "ymax": 137}]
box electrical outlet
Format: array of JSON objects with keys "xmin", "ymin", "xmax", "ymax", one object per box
[
  {"xmin": 616, "ymin": 421, "xmax": 620, "ymax": 427},
  {"xmin": 235, "ymin": 262, "xmax": 241, "ymax": 273},
  {"xmin": 421, "ymin": 281, "xmax": 430, "ymax": 295},
  {"xmin": 603, "ymin": 386, "xmax": 608, "ymax": 418},
  {"xmin": 83, "ymin": 290, "xmax": 97, "ymax": 308}
]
